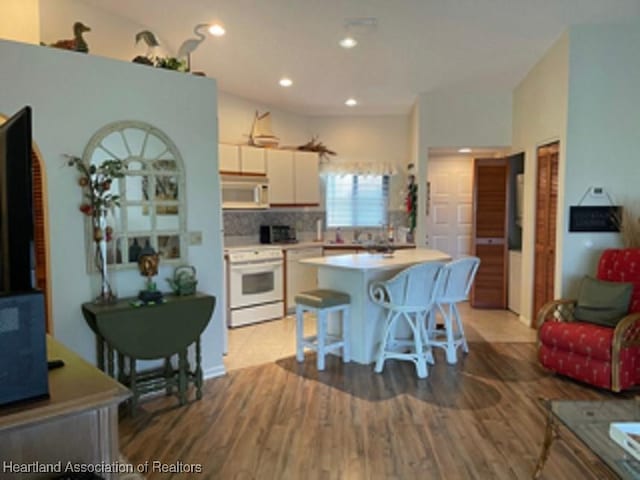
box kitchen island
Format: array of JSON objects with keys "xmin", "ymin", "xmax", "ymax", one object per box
[{"xmin": 300, "ymin": 248, "xmax": 451, "ymax": 364}]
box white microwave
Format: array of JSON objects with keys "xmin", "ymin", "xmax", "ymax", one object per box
[{"xmin": 221, "ymin": 175, "xmax": 270, "ymax": 209}]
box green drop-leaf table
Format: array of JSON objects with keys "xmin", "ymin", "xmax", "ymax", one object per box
[{"xmin": 82, "ymin": 292, "xmax": 215, "ymax": 413}]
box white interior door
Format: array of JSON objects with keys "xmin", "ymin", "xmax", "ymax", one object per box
[{"xmin": 426, "ymin": 156, "xmax": 473, "ymax": 259}]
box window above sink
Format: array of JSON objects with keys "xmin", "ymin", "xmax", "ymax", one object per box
[{"xmin": 325, "ymin": 174, "xmax": 389, "ymax": 228}]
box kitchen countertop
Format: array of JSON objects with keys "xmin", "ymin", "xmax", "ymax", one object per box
[
  {"xmin": 224, "ymin": 241, "xmax": 416, "ymax": 252},
  {"xmin": 322, "ymin": 242, "xmax": 416, "ymax": 250},
  {"xmin": 300, "ymin": 248, "xmax": 450, "ymax": 271}
]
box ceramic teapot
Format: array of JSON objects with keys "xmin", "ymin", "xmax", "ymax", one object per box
[{"xmin": 167, "ymin": 265, "xmax": 197, "ymax": 296}]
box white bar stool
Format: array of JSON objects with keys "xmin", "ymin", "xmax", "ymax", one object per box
[
  {"xmin": 295, "ymin": 289, "xmax": 351, "ymax": 370},
  {"xmin": 425, "ymin": 256, "xmax": 480, "ymax": 364},
  {"xmin": 369, "ymin": 262, "xmax": 445, "ymax": 378}
]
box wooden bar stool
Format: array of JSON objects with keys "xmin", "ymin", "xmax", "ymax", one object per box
[{"xmin": 295, "ymin": 289, "xmax": 351, "ymax": 370}]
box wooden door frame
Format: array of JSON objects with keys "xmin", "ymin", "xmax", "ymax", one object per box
[{"xmin": 531, "ymin": 140, "xmax": 560, "ymax": 328}]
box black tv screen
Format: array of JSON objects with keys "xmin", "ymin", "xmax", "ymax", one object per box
[{"xmin": 0, "ymin": 106, "xmax": 34, "ymax": 293}]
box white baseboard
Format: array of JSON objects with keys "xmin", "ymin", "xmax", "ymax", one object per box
[
  {"xmin": 518, "ymin": 314, "xmax": 530, "ymax": 326},
  {"xmin": 204, "ymin": 364, "xmax": 227, "ymax": 379}
]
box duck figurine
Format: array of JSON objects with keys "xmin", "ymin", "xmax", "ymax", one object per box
[{"xmin": 46, "ymin": 22, "xmax": 91, "ymax": 53}]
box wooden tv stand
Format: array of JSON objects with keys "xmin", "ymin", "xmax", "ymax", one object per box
[{"xmin": 0, "ymin": 336, "xmax": 130, "ymax": 480}]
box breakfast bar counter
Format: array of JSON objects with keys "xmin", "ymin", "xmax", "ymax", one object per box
[{"xmin": 301, "ymin": 248, "xmax": 450, "ymax": 364}]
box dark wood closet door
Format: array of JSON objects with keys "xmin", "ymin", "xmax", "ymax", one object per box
[
  {"xmin": 471, "ymin": 158, "xmax": 508, "ymax": 308},
  {"xmin": 532, "ymin": 142, "xmax": 559, "ymax": 326}
]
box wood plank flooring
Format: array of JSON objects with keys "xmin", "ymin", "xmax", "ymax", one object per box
[{"xmin": 119, "ymin": 340, "xmax": 634, "ymax": 479}]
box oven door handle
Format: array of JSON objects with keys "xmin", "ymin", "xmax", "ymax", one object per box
[{"xmin": 231, "ymin": 260, "xmax": 283, "ymax": 272}]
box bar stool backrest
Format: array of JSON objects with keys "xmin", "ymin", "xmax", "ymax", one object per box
[
  {"xmin": 438, "ymin": 256, "xmax": 481, "ymax": 304},
  {"xmin": 370, "ymin": 261, "xmax": 446, "ymax": 312}
]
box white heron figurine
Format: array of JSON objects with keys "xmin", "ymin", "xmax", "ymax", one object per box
[
  {"xmin": 177, "ymin": 24, "xmax": 210, "ymax": 72},
  {"xmin": 135, "ymin": 30, "xmax": 160, "ymax": 58}
]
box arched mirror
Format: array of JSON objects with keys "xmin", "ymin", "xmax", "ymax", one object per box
[{"xmin": 82, "ymin": 121, "xmax": 186, "ymax": 270}]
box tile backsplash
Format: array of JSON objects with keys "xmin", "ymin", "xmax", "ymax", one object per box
[{"xmin": 223, "ymin": 209, "xmax": 408, "ymax": 237}]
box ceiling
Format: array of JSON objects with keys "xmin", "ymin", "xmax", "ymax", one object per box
[{"xmin": 80, "ymin": 0, "xmax": 640, "ymax": 116}]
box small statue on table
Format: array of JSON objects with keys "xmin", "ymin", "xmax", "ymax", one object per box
[{"xmin": 138, "ymin": 242, "xmax": 164, "ymax": 304}]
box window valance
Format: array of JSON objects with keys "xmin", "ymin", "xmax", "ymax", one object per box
[{"xmin": 320, "ymin": 160, "xmax": 399, "ymax": 177}]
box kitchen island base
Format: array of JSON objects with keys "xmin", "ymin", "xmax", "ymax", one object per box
[{"xmin": 303, "ymin": 249, "xmax": 451, "ymax": 364}]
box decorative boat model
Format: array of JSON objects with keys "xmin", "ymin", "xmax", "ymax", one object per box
[{"xmin": 249, "ymin": 111, "xmax": 279, "ymax": 147}]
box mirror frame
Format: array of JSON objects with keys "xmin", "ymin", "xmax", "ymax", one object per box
[{"xmin": 82, "ymin": 120, "xmax": 187, "ymax": 271}]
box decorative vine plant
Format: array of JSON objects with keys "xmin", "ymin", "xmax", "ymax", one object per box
[
  {"xmin": 405, "ymin": 163, "xmax": 417, "ymax": 235},
  {"xmin": 66, "ymin": 154, "xmax": 124, "ymax": 302}
]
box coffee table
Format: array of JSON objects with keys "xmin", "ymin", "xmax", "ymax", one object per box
[{"xmin": 534, "ymin": 399, "xmax": 640, "ymax": 479}]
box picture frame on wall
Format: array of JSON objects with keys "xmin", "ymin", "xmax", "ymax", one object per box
[{"xmin": 568, "ymin": 205, "xmax": 621, "ymax": 232}]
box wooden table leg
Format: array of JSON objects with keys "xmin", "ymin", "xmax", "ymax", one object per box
[
  {"xmin": 195, "ymin": 338, "xmax": 203, "ymax": 400},
  {"xmin": 96, "ymin": 336, "xmax": 105, "ymax": 372},
  {"xmin": 107, "ymin": 344, "xmax": 115, "ymax": 378},
  {"xmin": 533, "ymin": 398, "xmax": 558, "ymax": 479},
  {"xmin": 164, "ymin": 356, "xmax": 173, "ymax": 396},
  {"xmin": 178, "ymin": 350, "xmax": 188, "ymax": 406},
  {"xmin": 117, "ymin": 352, "xmax": 125, "ymax": 384},
  {"xmin": 129, "ymin": 357, "xmax": 138, "ymax": 415}
]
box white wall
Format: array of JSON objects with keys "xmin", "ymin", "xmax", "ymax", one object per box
[
  {"xmin": 0, "ymin": 39, "xmax": 226, "ymax": 378},
  {"xmin": 0, "ymin": 0, "xmax": 39, "ymax": 44},
  {"xmin": 561, "ymin": 21, "xmax": 640, "ymax": 294},
  {"xmin": 217, "ymin": 91, "xmax": 312, "ymax": 146},
  {"xmin": 409, "ymin": 101, "xmax": 419, "ymax": 170},
  {"xmin": 414, "ymin": 89, "xmax": 512, "ymax": 246},
  {"xmin": 511, "ymin": 33, "xmax": 569, "ymax": 325}
]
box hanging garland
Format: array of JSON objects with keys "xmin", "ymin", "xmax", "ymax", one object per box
[{"xmin": 406, "ymin": 172, "xmax": 417, "ymax": 234}]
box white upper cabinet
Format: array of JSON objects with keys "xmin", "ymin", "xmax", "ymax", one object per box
[
  {"xmin": 293, "ymin": 151, "xmax": 320, "ymax": 205},
  {"xmin": 266, "ymin": 149, "xmax": 295, "ymax": 204},
  {"xmin": 219, "ymin": 144, "xmax": 240, "ymax": 173},
  {"xmin": 239, "ymin": 145, "xmax": 266, "ymax": 175},
  {"xmin": 266, "ymin": 150, "xmax": 320, "ymax": 206},
  {"xmin": 218, "ymin": 144, "xmax": 266, "ymax": 175},
  {"xmin": 221, "ymin": 144, "xmax": 319, "ymax": 206}
]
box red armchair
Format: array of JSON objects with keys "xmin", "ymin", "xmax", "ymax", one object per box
[{"xmin": 537, "ymin": 248, "xmax": 640, "ymax": 392}]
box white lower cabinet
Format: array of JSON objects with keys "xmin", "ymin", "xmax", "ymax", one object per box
[{"xmin": 285, "ymin": 247, "xmax": 323, "ymax": 312}]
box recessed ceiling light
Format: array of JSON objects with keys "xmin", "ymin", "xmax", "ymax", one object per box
[
  {"xmin": 339, "ymin": 36, "xmax": 358, "ymax": 49},
  {"xmin": 279, "ymin": 77, "xmax": 293, "ymax": 87},
  {"xmin": 345, "ymin": 98, "xmax": 358, "ymax": 107},
  {"xmin": 458, "ymin": 148, "xmax": 472, "ymax": 153},
  {"xmin": 208, "ymin": 24, "xmax": 226, "ymax": 37}
]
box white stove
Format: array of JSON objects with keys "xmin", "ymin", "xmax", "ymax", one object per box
[
  {"xmin": 226, "ymin": 246, "xmax": 283, "ymax": 264},
  {"xmin": 226, "ymin": 246, "xmax": 284, "ymax": 327}
]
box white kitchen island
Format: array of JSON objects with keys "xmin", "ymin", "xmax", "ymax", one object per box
[{"xmin": 300, "ymin": 248, "xmax": 451, "ymax": 364}]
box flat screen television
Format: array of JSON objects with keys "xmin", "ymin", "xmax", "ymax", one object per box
[
  {"xmin": 0, "ymin": 106, "xmax": 34, "ymax": 293},
  {"xmin": 0, "ymin": 106, "xmax": 48, "ymax": 407}
]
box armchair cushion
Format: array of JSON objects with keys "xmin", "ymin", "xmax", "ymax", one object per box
[
  {"xmin": 574, "ymin": 276, "xmax": 633, "ymax": 327},
  {"xmin": 539, "ymin": 320, "xmax": 614, "ymax": 361}
]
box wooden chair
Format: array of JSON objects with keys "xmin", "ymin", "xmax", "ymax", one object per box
[
  {"xmin": 425, "ymin": 256, "xmax": 481, "ymax": 364},
  {"xmin": 369, "ymin": 262, "xmax": 445, "ymax": 378}
]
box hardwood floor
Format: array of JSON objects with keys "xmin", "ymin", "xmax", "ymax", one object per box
[{"xmin": 120, "ymin": 337, "xmax": 632, "ymax": 479}]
